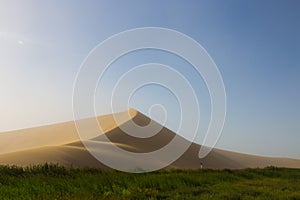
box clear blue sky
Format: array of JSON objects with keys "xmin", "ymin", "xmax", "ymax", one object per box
[{"xmin": 0, "ymin": 0, "xmax": 299, "ymax": 158}]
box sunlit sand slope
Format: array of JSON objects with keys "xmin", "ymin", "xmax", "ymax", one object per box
[{"xmin": 0, "ymin": 109, "xmax": 137, "ymax": 154}]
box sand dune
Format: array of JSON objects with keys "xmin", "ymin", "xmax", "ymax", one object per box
[{"xmin": 0, "ymin": 109, "xmax": 300, "ymax": 169}]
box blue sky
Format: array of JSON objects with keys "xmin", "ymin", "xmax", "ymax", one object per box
[{"xmin": 0, "ymin": 0, "xmax": 299, "ymax": 158}]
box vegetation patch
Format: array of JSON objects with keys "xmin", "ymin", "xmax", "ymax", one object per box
[{"xmin": 0, "ymin": 164, "xmax": 299, "ymax": 199}]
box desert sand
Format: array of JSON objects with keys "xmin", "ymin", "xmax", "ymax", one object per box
[{"xmin": 0, "ymin": 108, "xmax": 300, "ymax": 169}]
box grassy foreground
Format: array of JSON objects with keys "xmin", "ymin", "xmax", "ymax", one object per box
[{"xmin": 0, "ymin": 164, "xmax": 299, "ymax": 199}]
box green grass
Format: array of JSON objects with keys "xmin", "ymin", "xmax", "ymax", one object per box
[{"xmin": 0, "ymin": 164, "xmax": 299, "ymax": 199}]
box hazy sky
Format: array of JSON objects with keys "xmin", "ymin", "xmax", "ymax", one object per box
[{"xmin": 0, "ymin": 0, "xmax": 299, "ymax": 159}]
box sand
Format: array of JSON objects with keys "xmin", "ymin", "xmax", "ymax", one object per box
[
  {"xmin": 0, "ymin": 109, "xmax": 136, "ymax": 154},
  {"xmin": 0, "ymin": 108, "xmax": 299, "ymax": 169}
]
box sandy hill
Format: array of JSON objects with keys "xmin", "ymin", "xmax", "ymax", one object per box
[{"xmin": 0, "ymin": 109, "xmax": 300, "ymax": 169}]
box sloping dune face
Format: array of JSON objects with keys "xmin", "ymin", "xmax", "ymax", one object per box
[
  {"xmin": 0, "ymin": 109, "xmax": 300, "ymax": 170},
  {"xmin": 0, "ymin": 109, "xmax": 137, "ymax": 155}
]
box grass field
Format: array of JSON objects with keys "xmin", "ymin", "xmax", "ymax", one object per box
[{"xmin": 0, "ymin": 164, "xmax": 299, "ymax": 199}]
